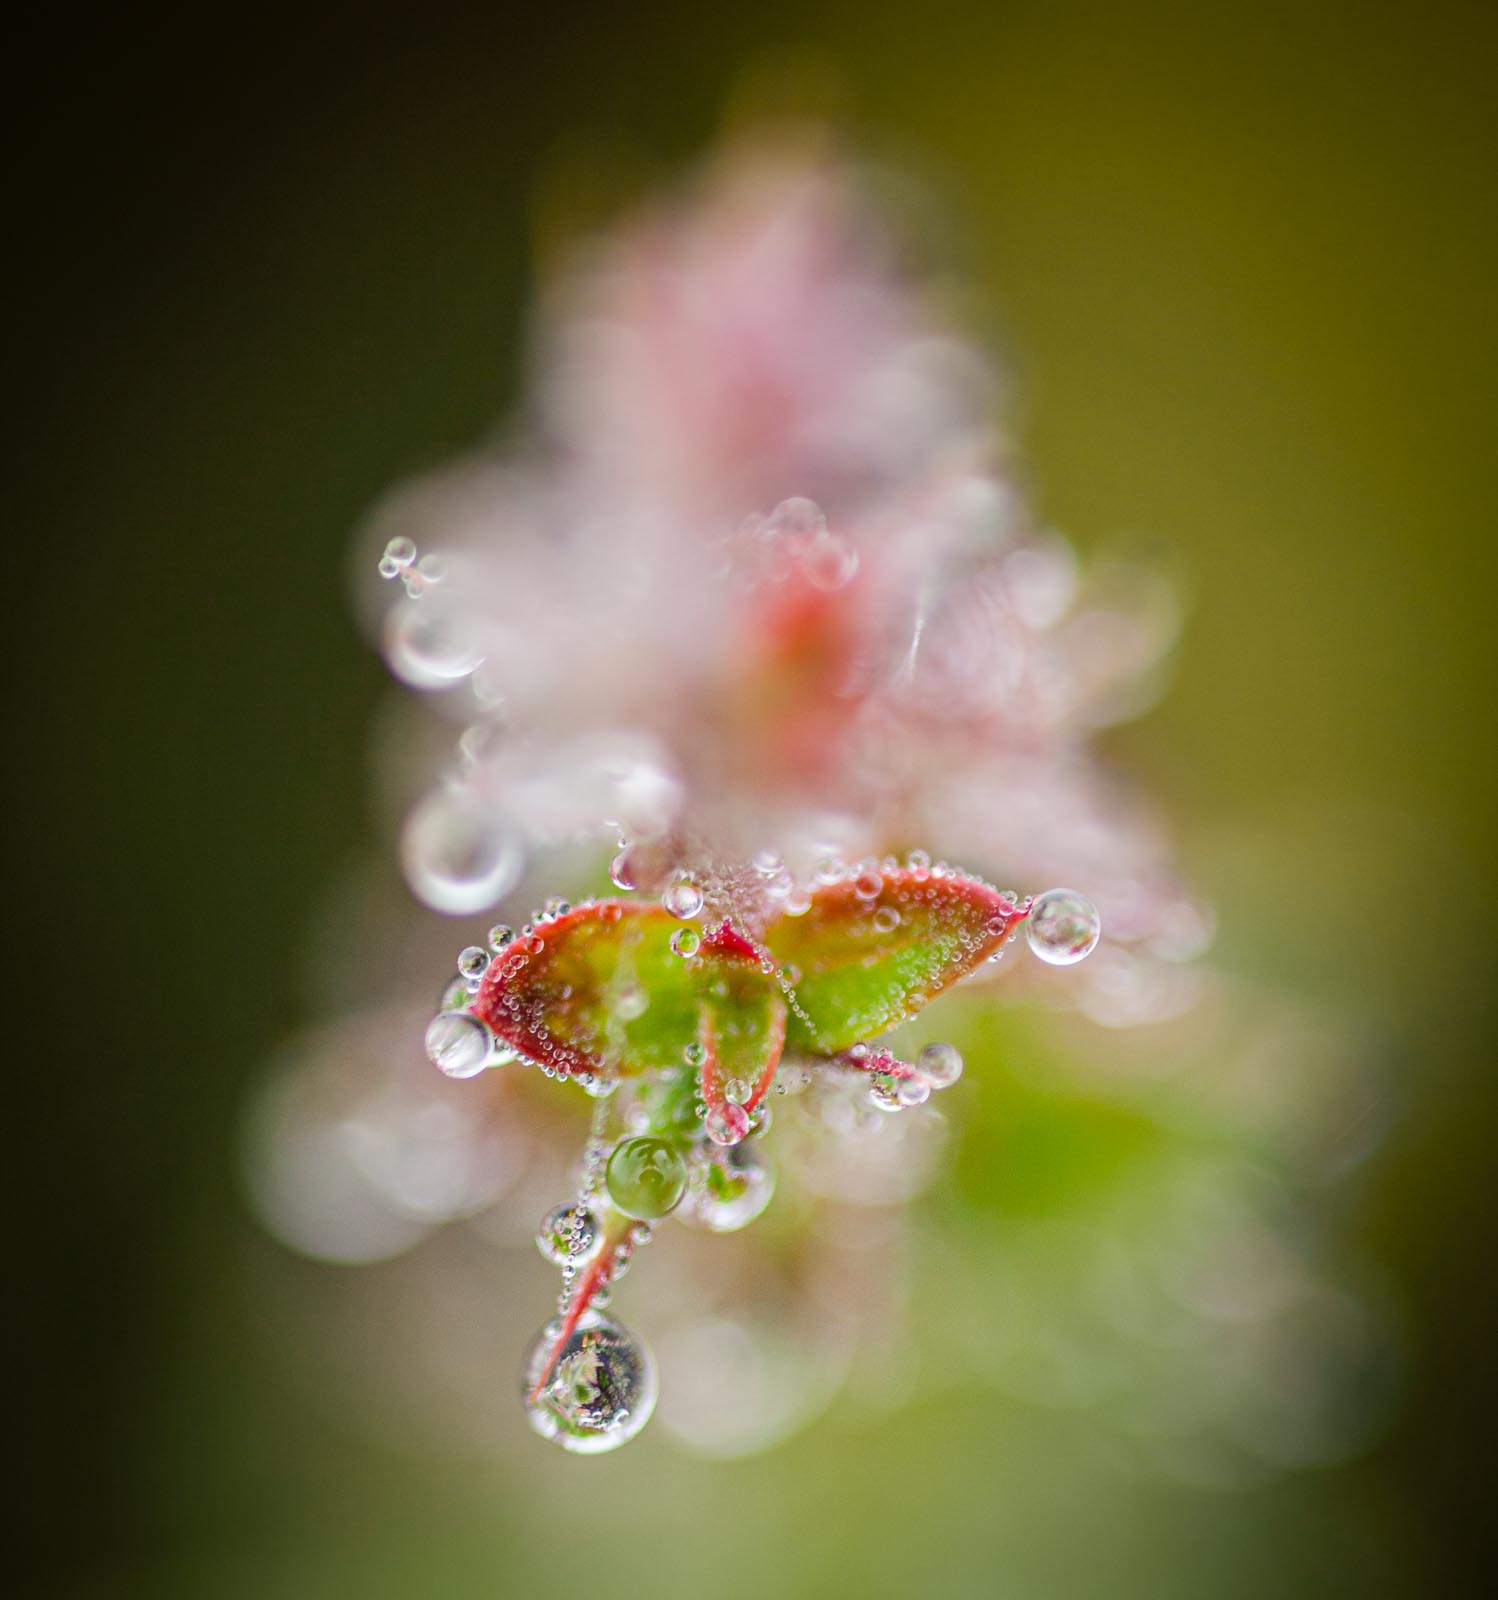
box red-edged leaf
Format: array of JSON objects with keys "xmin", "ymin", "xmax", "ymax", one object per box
[
  {"xmin": 765, "ymin": 867, "xmax": 1026, "ymax": 1053},
  {"xmin": 472, "ymin": 902, "xmax": 787, "ymax": 1090},
  {"xmin": 695, "ymin": 922, "xmax": 787, "ymax": 1117},
  {"xmin": 472, "ymin": 902, "xmax": 697, "ymax": 1079}
]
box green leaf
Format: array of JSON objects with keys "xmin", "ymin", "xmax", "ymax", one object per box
[
  {"xmin": 765, "ymin": 867, "xmax": 1025, "ymax": 1054},
  {"xmin": 696, "ymin": 924, "xmax": 787, "ymax": 1115},
  {"xmin": 472, "ymin": 904, "xmax": 786, "ymax": 1093}
]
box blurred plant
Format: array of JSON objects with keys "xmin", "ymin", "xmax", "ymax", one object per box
[{"xmin": 245, "ymin": 136, "xmax": 1394, "ymax": 1468}]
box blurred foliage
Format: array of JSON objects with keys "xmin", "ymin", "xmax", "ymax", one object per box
[{"xmin": 14, "ymin": 0, "xmax": 1497, "ymax": 1594}]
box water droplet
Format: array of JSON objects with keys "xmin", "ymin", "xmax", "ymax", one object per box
[
  {"xmin": 783, "ymin": 886, "xmax": 812, "ymax": 916},
  {"xmin": 383, "ymin": 535, "xmax": 417, "ymax": 569},
  {"xmin": 383, "ymin": 600, "xmax": 484, "ymax": 689},
  {"xmin": 896, "ymin": 1074, "xmax": 931, "ymax": 1108},
  {"xmin": 488, "ymin": 924, "xmax": 515, "ymax": 951},
  {"xmin": 802, "ymin": 531, "xmax": 859, "ymax": 591},
  {"xmin": 377, "ymin": 554, "xmax": 401, "ymax": 579},
  {"xmin": 873, "ymin": 905, "xmax": 901, "ymax": 933},
  {"xmin": 692, "ymin": 1144, "xmax": 775, "ymax": 1232},
  {"xmin": 401, "ymin": 791, "xmax": 523, "ymax": 915},
  {"xmin": 523, "ymin": 1311, "xmax": 657, "ymax": 1454},
  {"xmin": 457, "ymin": 945, "xmax": 490, "ymax": 981},
  {"xmin": 662, "ymin": 877, "xmax": 704, "ymax": 919},
  {"xmin": 684, "ymin": 1041, "xmax": 707, "ymax": 1068},
  {"xmin": 614, "ymin": 984, "xmax": 649, "ymax": 1021},
  {"xmin": 1025, "ymin": 888, "xmax": 1101, "ymax": 966},
  {"xmin": 609, "ymin": 849, "xmax": 638, "ymax": 890},
  {"xmin": 766, "ymin": 496, "xmax": 827, "ymax": 537},
  {"xmin": 705, "ymin": 1101, "xmax": 750, "ymax": 1146},
  {"xmin": 752, "ymin": 849, "xmax": 783, "ymax": 877},
  {"xmin": 907, "ymin": 849, "xmax": 932, "ymax": 878},
  {"xmin": 536, "ymin": 1203, "xmax": 603, "ymax": 1267},
  {"xmin": 605, "ymin": 1137, "xmax": 688, "ymax": 1219},
  {"xmin": 917, "ymin": 1041, "xmax": 964, "ymax": 1089},
  {"xmin": 671, "ymin": 928, "xmax": 701, "ymax": 959},
  {"xmin": 424, "ymin": 1010, "xmax": 491, "ymax": 1079}
]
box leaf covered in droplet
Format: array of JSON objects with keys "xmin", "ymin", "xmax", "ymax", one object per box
[
  {"xmin": 765, "ymin": 869, "xmax": 1024, "ymax": 1054},
  {"xmin": 471, "ymin": 903, "xmax": 785, "ymax": 1087},
  {"xmin": 696, "ymin": 923, "xmax": 787, "ymax": 1115}
]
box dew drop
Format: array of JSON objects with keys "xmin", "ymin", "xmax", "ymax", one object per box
[
  {"xmin": 383, "ymin": 535, "xmax": 417, "ymax": 569},
  {"xmin": 523, "ymin": 1311, "xmax": 657, "ymax": 1454},
  {"xmin": 662, "ymin": 877, "xmax": 704, "ymax": 919},
  {"xmin": 897, "ymin": 1075, "xmax": 931, "ymax": 1108},
  {"xmin": 401, "ymin": 791, "xmax": 523, "ymax": 915},
  {"xmin": 535, "ymin": 1203, "xmax": 603, "ymax": 1267},
  {"xmin": 692, "ymin": 1143, "xmax": 775, "ymax": 1232},
  {"xmin": 383, "ymin": 601, "xmax": 484, "ymax": 689},
  {"xmin": 873, "ymin": 905, "xmax": 901, "ymax": 933},
  {"xmin": 1025, "ymin": 888, "xmax": 1102, "ymax": 966},
  {"xmin": 488, "ymin": 923, "xmax": 515, "ymax": 952},
  {"xmin": 605, "ymin": 1137, "xmax": 688, "ymax": 1220},
  {"xmin": 671, "ymin": 928, "xmax": 701, "ymax": 959},
  {"xmin": 423, "ymin": 1010, "xmax": 491, "ymax": 1079},
  {"xmin": 917, "ymin": 1041, "xmax": 964, "ymax": 1089},
  {"xmin": 704, "ymin": 1101, "xmax": 750, "ymax": 1147},
  {"xmin": 457, "ymin": 945, "xmax": 491, "ymax": 981},
  {"xmin": 614, "ymin": 983, "xmax": 649, "ymax": 1021}
]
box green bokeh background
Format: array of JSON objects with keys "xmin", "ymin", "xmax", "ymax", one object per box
[{"xmin": 16, "ymin": 1, "xmax": 1496, "ymax": 1594}]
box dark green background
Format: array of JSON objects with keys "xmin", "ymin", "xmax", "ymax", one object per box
[{"xmin": 16, "ymin": 1, "xmax": 1497, "ymax": 1593}]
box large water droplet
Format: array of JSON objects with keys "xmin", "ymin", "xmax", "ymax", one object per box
[
  {"xmin": 383, "ymin": 600, "xmax": 484, "ymax": 689},
  {"xmin": 535, "ymin": 1203, "xmax": 603, "ymax": 1267},
  {"xmin": 704, "ymin": 1101, "xmax": 750, "ymax": 1147},
  {"xmin": 605, "ymin": 1136, "xmax": 687, "ymax": 1219},
  {"xmin": 1025, "ymin": 888, "xmax": 1101, "ymax": 966},
  {"xmin": 917, "ymin": 1041, "xmax": 964, "ymax": 1089},
  {"xmin": 662, "ymin": 877, "xmax": 704, "ymax": 919},
  {"xmin": 456, "ymin": 945, "xmax": 490, "ymax": 981},
  {"xmin": 423, "ymin": 1010, "xmax": 491, "ymax": 1079},
  {"xmin": 523, "ymin": 1311, "xmax": 657, "ymax": 1454},
  {"xmin": 691, "ymin": 1144, "xmax": 775, "ymax": 1232},
  {"xmin": 401, "ymin": 790, "xmax": 523, "ymax": 914}
]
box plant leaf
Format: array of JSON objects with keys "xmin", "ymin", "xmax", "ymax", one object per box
[
  {"xmin": 695, "ymin": 922, "xmax": 787, "ymax": 1116},
  {"xmin": 765, "ymin": 868, "xmax": 1025, "ymax": 1053},
  {"xmin": 472, "ymin": 902, "xmax": 785, "ymax": 1089}
]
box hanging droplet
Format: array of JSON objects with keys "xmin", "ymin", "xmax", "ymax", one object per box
[
  {"xmin": 802, "ymin": 531, "xmax": 859, "ymax": 591},
  {"xmin": 456, "ymin": 945, "xmax": 491, "ymax": 981},
  {"xmin": 917, "ymin": 1041, "xmax": 964, "ymax": 1089},
  {"xmin": 1025, "ymin": 888, "xmax": 1102, "ymax": 966},
  {"xmin": 662, "ymin": 876, "xmax": 704, "ymax": 919},
  {"xmin": 522, "ymin": 1311, "xmax": 657, "ymax": 1454},
  {"xmin": 670, "ymin": 928, "xmax": 701, "ymax": 959},
  {"xmin": 605, "ymin": 1137, "xmax": 688, "ymax": 1219},
  {"xmin": 704, "ymin": 1101, "xmax": 750, "ymax": 1147},
  {"xmin": 691, "ymin": 1143, "xmax": 776, "ymax": 1232},
  {"xmin": 423, "ymin": 1010, "xmax": 491, "ymax": 1079},
  {"xmin": 401, "ymin": 790, "xmax": 523, "ymax": 915},
  {"xmin": 535, "ymin": 1203, "xmax": 603, "ymax": 1268},
  {"xmin": 896, "ymin": 1074, "xmax": 931, "ymax": 1108},
  {"xmin": 383, "ymin": 599, "xmax": 484, "ymax": 689}
]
